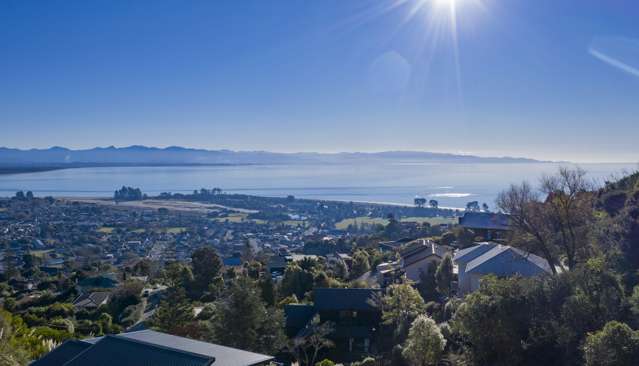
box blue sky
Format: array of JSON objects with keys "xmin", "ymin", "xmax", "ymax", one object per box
[{"xmin": 1, "ymin": 0, "xmax": 638, "ymax": 163}]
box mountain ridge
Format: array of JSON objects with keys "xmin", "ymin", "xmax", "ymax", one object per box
[{"xmin": 0, "ymin": 145, "xmax": 553, "ymax": 166}]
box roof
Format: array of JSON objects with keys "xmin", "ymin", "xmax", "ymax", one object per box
[
  {"xmin": 284, "ymin": 304, "xmax": 317, "ymax": 329},
  {"xmin": 223, "ymin": 257, "xmax": 242, "ymax": 267},
  {"xmin": 459, "ymin": 212, "xmax": 510, "ymax": 231},
  {"xmin": 32, "ymin": 330, "xmax": 273, "ymax": 366},
  {"xmin": 313, "ymin": 288, "xmax": 381, "ymax": 311},
  {"xmin": 64, "ymin": 335, "xmax": 214, "ymax": 366},
  {"xmin": 117, "ymin": 330, "xmax": 273, "ymax": 366},
  {"xmin": 453, "ymin": 242, "xmax": 498, "ymax": 264},
  {"xmin": 401, "ymin": 242, "xmax": 442, "ymax": 267},
  {"xmin": 465, "ymin": 245, "xmax": 552, "ymax": 276},
  {"xmin": 31, "ymin": 340, "xmax": 92, "ymax": 366},
  {"xmin": 73, "ymin": 292, "xmax": 110, "ymax": 308}
]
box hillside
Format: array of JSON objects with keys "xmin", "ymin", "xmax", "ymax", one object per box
[{"xmin": 0, "ymin": 146, "xmax": 547, "ymax": 167}]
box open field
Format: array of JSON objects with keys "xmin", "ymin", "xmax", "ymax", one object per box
[
  {"xmin": 63, "ymin": 198, "xmax": 257, "ymax": 214},
  {"xmin": 335, "ymin": 216, "xmax": 457, "ymax": 230}
]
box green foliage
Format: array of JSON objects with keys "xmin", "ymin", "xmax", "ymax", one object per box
[
  {"xmin": 379, "ymin": 283, "xmax": 426, "ymax": 342},
  {"xmin": 417, "ymin": 263, "xmax": 439, "ymax": 303},
  {"xmin": 315, "ymin": 359, "xmax": 335, "ymax": 366},
  {"xmin": 260, "ymin": 275, "xmax": 276, "ymax": 306},
  {"xmin": 402, "ymin": 315, "xmax": 446, "ymax": 366},
  {"xmin": 151, "ymin": 286, "xmax": 195, "ymax": 337},
  {"xmin": 211, "ymin": 276, "xmax": 286, "ymax": 355},
  {"xmin": 281, "ymin": 263, "xmax": 314, "ymax": 299},
  {"xmin": 452, "ymin": 261, "xmax": 627, "ymax": 366},
  {"xmin": 45, "ymin": 303, "xmax": 74, "ymax": 319},
  {"xmin": 435, "ymin": 255, "xmax": 453, "ymax": 298},
  {"xmin": 583, "ymin": 321, "xmax": 639, "ymax": 366},
  {"xmin": 190, "ymin": 247, "xmax": 222, "ymax": 299},
  {"xmin": 351, "ymin": 250, "xmax": 371, "ymax": 279},
  {"xmin": 289, "ymin": 315, "xmax": 334, "ymax": 366}
]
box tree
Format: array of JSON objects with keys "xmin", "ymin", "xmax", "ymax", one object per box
[
  {"xmin": 0, "ymin": 312, "xmax": 29, "ymax": 366},
  {"xmin": 281, "ymin": 263, "xmax": 314, "ymax": 299},
  {"xmin": 414, "ymin": 197, "xmax": 426, "ymax": 208},
  {"xmin": 162, "ymin": 262, "xmax": 193, "ymax": 288},
  {"xmin": 630, "ymin": 286, "xmax": 639, "ymax": 323},
  {"xmin": 211, "ymin": 276, "xmax": 286, "ymax": 354},
  {"xmin": 351, "ymin": 250, "xmax": 371, "ymax": 279},
  {"xmin": 151, "ymin": 287, "xmax": 195, "ymax": 337},
  {"xmin": 417, "ymin": 263, "xmax": 439, "ymax": 303},
  {"xmin": 583, "ymin": 321, "xmax": 639, "ymax": 366},
  {"xmin": 466, "ymin": 201, "xmax": 480, "ymax": 212},
  {"xmin": 429, "ymin": 200, "xmax": 439, "ymax": 209},
  {"xmin": 435, "ymin": 255, "xmax": 453, "ymax": 298},
  {"xmin": 289, "ymin": 315, "xmax": 334, "ymax": 366},
  {"xmin": 402, "ymin": 315, "xmax": 446, "ymax": 366},
  {"xmin": 190, "ymin": 247, "xmax": 222, "ymax": 299},
  {"xmin": 497, "ymin": 168, "xmax": 595, "ymax": 272},
  {"xmin": 378, "ymin": 283, "xmax": 426, "ymax": 341},
  {"xmin": 452, "ymin": 276, "xmax": 532, "ymax": 366},
  {"xmin": 260, "ymin": 275, "xmax": 276, "ymax": 306}
]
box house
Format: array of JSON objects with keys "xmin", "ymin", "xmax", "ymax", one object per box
[
  {"xmin": 453, "ymin": 242, "xmax": 553, "ymax": 295},
  {"xmin": 285, "ymin": 288, "xmax": 382, "ymax": 362},
  {"xmin": 31, "ymin": 329, "xmax": 274, "ymax": 366},
  {"xmin": 458, "ymin": 212, "xmax": 510, "ymax": 240},
  {"xmin": 373, "ymin": 240, "xmax": 452, "ymax": 287},
  {"xmin": 73, "ymin": 292, "xmax": 110, "ymax": 310},
  {"xmin": 399, "ymin": 240, "xmax": 451, "ymax": 283}
]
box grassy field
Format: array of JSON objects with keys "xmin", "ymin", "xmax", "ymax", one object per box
[
  {"xmin": 163, "ymin": 227, "xmax": 187, "ymax": 234},
  {"xmin": 335, "ymin": 216, "xmax": 458, "ymax": 230},
  {"xmin": 29, "ymin": 249, "xmax": 53, "ymax": 258},
  {"xmin": 214, "ymin": 213, "xmax": 248, "ymax": 223},
  {"xmin": 335, "ymin": 217, "xmax": 389, "ymax": 230},
  {"xmin": 400, "ymin": 216, "xmax": 458, "ymax": 225}
]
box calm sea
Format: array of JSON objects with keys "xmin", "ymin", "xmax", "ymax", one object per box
[{"xmin": 0, "ymin": 163, "xmax": 635, "ymax": 209}]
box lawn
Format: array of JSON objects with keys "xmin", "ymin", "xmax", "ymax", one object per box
[
  {"xmin": 164, "ymin": 227, "xmax": 187, "ymax": 234},
  {"xmin": 335, "ymin": 216, "xmax": 458, "ymax": 230},
  {"xmin": 214, "ymin": 213, "xmax": 248, "ymax": 223},
  {"xmin": 400, "ymin": 217, "xmax": 458, "ymax": 226},
  {"xmin": 97, "ymin": 227, "xmax": 115, "ymax": 234},
  {"xmin": 335, "ymin": 217, "xmax": 389, "ymax": 230}
]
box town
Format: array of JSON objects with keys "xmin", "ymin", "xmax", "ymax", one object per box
[{"xmin": 2, "ymin": 167, "xmax": 638, "ymax": 366}]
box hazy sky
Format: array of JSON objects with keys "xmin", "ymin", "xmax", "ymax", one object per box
[{"xmin": 1, "ymin": 0, "xmax": 638, "ymax": 163}]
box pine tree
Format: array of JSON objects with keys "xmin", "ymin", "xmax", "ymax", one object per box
[{"xmin": 151, "ymin": 287, "xmax": 194, "ymax": 336}]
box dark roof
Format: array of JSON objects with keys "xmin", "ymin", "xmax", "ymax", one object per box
[
  {"xmin": 313, "ymin": 288, "xmax": 381, "ymax": 311},
  {"xmin": 73, "ymin": 291, "xmax": 110, "ymax": 308},
  {"xmin": 117, "ymin": 330, "xmax": 273, "ymax": 366},
  {"xmin": 459, "ymin": 212, "xmax": 510, "ymax": 231},
  {"xmin": 64, "ymin": 335, "xmax": 214, "ymax": 366},
  {"xmin": 284, "ymin": 304, "xmax": 316, "ymax": 329},
  {"xmin": 223, "ymin": 257, "xmax": 242, "ymax": 267},
  {"xmin": 32, "ymin": 330, "xmax": 273, "ymax": 366},
  {"xmin": 401, "ymin": 244, "xmax": 441, "ymax": 266},
  {"xmin": 31, "ymin": 340, "xmax": 92, "ymax": 366}
]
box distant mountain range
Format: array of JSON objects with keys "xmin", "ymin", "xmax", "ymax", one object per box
[{"xmin": 0, "ymin": 146, "xmax": 549, "ymax": 167}]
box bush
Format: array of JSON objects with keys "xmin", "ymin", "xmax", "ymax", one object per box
[
  {"xmin": 583, "ymin": 321, "xmax": 639, "ymax": 366},
  {"xmin": 315, "ymin": 359, "xmax": 335, "ymax": 366}
]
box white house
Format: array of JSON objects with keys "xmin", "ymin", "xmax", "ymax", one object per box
[{"xmin": 453, "ymin": 242, "xmax": 553, "ymax": 295}]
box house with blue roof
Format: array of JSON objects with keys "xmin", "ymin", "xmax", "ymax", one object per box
[
  {"xmin": 453, "ymin": 242, "xmax": 553, "ymax": 295},
  {"xmin": 459, "ymin": 212, "xmax": 511, "ymax": 240},
  {"xmin": 31, "ymin": 329, "xmax": 274, "ymax": 366}
]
